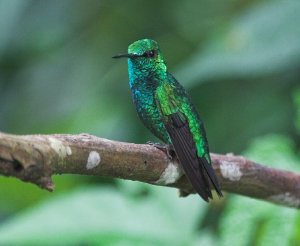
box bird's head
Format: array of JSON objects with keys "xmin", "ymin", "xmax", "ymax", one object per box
[{"xmin": 113, "ymin": 39, "xmax": 167, "ymax": 76}]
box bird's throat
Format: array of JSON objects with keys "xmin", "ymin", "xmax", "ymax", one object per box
[{"xmin": 128, "ymin": 60, "xmax": 167, "ymax": 90}]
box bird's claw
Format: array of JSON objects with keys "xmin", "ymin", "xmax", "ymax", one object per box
[{"xmin": 147, "ymin": 141, "xmax": 175, "ymax": 160}]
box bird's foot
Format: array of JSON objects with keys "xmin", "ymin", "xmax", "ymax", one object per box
[{"xmin": 147, "ymin": 141, "xmax": 176, "ymax": 160}]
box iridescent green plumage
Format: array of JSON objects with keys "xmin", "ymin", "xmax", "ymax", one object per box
[{"xmin": 113, "ymin": 39, "xmax": 222, "ymax": 201}]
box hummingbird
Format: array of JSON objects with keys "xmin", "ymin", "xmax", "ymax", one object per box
[{"xmin": 113, "ymin": 39, "xmax": 222, "ymax": 202}]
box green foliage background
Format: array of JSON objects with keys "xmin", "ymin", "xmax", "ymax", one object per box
[{"xmin": 0, "ymin": 0, "xmax": 300, "ymax": 245}]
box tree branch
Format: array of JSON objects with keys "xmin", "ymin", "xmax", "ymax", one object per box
[{"xmin": 0, "ymin": 132, "xmax": 299, "ymax": 208}]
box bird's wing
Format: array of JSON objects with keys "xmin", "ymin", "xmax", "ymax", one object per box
[{"xmin": 155, "ymin": 82, "xmax": 222, "ymax": 201}]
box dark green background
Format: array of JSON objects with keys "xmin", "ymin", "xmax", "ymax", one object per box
[{"xmin": 0, "ymin": 0, "xmax": 300, "ymax": 245}]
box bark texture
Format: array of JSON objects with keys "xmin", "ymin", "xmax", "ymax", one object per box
[{"xmin": 0, "ymin": 132, "xmax": 299, "ymax": 208}]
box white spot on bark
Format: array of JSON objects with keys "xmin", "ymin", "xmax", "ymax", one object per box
[
  {"xmin": 268, "ymin": 192, "xmax": 300, "ymax": 208},
  {"xmin": 220, "ymin": 161, "xmax": 242, "ymax": 181},
  {"xmin": 49, "ymin": 137, "xmax": 72, "ymax": 158},
  {"xmin": 66, "ymin": 147, "xmax": 72, "ymax": 155},
  {"xmin": 86, "ymin": 151, "xmax": 101, "ymax": 170},
  {"xmin": 156, "ymin": 162, "xmax": 182, "ymax": 185}
]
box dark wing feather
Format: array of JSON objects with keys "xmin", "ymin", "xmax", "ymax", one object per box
[
  {"xmin": 201, "ymin": 156, "xmax": 223, "ymax": 197},
  {"xmin": 164, "ymin": 113, "xmax": 213, "ymax": 201}
]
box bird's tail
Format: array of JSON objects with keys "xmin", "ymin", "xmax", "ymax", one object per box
[
  {"xmin": 164, "ymin": 113, "xmax": 222, "ymax": 201},
  {"xmin": 200, "ymin": 156, "xmax": 223, "ymax": 198}
]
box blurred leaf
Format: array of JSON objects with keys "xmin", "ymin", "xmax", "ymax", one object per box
[
  {"xmin": 220, "ymin": 195, "xmax": 297, "ymax": 246},
  {"xmin": 192, "ymin": 231, "xmax": 216, "ymax": 246},
  {"xmin": 0, "ymin": 175, "xmax": 87, "ymax": 213},
  {"xmin": 244, "ymin": 134, "xmax": 300, "ymax": 171},
  {"xmin": 293, "ymin": 87, "xmax": 300, "ymax": 134},
  {"xmin": 177, "ymin": 0, "xmax": 300, "ymax": 85},
  {"xmin": 0, "ymin": 185, "xmax": 207, "ymax": 246},
  {"xmin": 0, "ymin": 0, "xmax": 29, "ymax": 52},
  {"xmin": 192, "ymin": 77, "xmax": 295, "ymax": 153}
]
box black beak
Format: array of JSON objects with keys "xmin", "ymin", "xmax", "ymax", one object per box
[{"xmin": 112, "ymin": 53, "xmax": 139, "ymax": 59}]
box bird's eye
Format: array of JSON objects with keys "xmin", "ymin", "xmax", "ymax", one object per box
[{"xmin": 144, "ymin": 50, "xmax": 155, "ymax": 58}]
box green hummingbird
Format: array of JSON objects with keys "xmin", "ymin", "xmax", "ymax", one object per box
[{"xmin": 113, "ymin": 39, "xmax": 222, "ymax": 201}]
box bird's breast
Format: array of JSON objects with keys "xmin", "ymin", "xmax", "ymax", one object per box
[{"xmin": 131, "ymin": 86, "xmax": 170, "ymax": 143}]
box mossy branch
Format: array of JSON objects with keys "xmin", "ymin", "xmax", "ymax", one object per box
[{"xmin": 0, "ymin": 132, "xmax": 299, "ymax": 208}]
